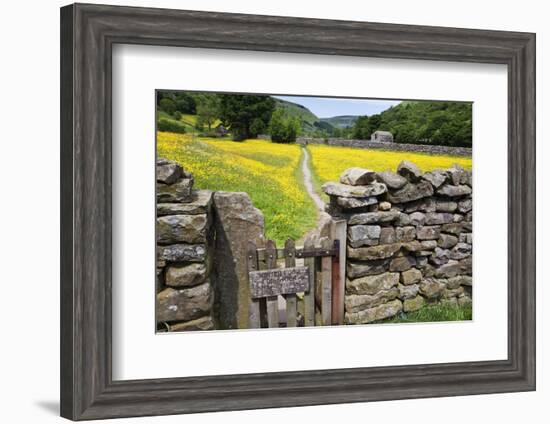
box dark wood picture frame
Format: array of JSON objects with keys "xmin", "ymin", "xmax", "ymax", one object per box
[{"xmin": 60, "ymin": 3, "xmax": 536, "ymax": 420}]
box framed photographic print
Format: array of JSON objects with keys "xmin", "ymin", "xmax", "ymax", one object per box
[{"xmin": 60, "ymin": 3, "xmax": 536, "ymax": 420}]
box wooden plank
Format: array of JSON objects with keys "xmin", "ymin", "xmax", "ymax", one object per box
[
  {"xmin": 331, "ymin": 220, "xmax": 347, "ymax": 325},
  {"xmin": 265, "ymin": 240, "xmax": 279, "ymax": 328},
  {"xmin": 247, "ymin": 241, "xmax": 261, "ymax": 328},
  {"xmin": 249, "ymin": 267, "xmax": 309, "ymax": 298},
  {"xmin": 284, "ymin": 238, "xmax": 297, "ymax": 327},
  {"xmin": 321, "ymin": 237, "xmax": 333, "ymax": 326},
  {"xmin": 303, "ymin": 237, "xmax": 316, "ymax": 327}
]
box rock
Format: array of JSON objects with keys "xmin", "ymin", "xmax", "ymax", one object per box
[
  {"xmin": 348, "ymin": 225, "xmax": 381, "ymax": 248},
  {"xmin": 336, "ymin": 196, "xmax": 378, "ymax": 210},
  {"xmin": 157, "ymin": 190, "xmax": 213, "ymax": 216},
  {"xmin": 458, "ymin": 198, "xmax": 472, "ymax": 213},
  {"xmin": 395, "ymin": 226, "xmax": 416, "ymax": 242},
  {"xmin": 345, "ymin": 287, "xmax": 400, "ymax": 312},
  {"xmin": 424, "ymin": 212, "xmax": 454, "ymax": 225},
  {"xmin": 387, "ymin": 181, "xmax": 434, "ymax": 204},
  {"xmin": 422, "ymin": 170, "xmax": 447, "ymax": 188},
  {"xmin": 346, "ymin": 272, "xmax": 399, "ymax": 295},
  {"xmin": 157, "ymin": 214, "xmax": 207, "ymax": 245},
  {"xmin": 403, "ymin": 295, "xmax": 425, "ymax": 312},
  {"xmin": 400, "ymin": 268, "xmax": 422, "ymax": 285},
  {"xmin": 402, "ymin": 197, "xmax": 436, "ymax": 213},
  {"xmin": 430, "ymin": 247, "xmax": 450, "ymax": 266},
  {"xmin": 438, "ymin": 234, "xmax": 458, "ymax": 249},
  {"xmin": 417, "ymin": 256, "xmax": 428, "ymax": 267},
  {"xmin": 449, "ymin": 274, "xmax": 472, "ymax": 288},
  {"xmin": 450, "ymin": 242, "xmax": 472, "ymax": 260},
  {"xmin": 347, "ymin": 243, "xmax": 401, "ymax": 260},
  {"xmin": 435, "ymin": 200, "xmax": 458, "ymax": 212},
  {"xmin": 447, "ymin": 165, "xmax": 469, "ymax": 185},
  {"xmin": 453, "ymin": 214, "xmax": 464, "ymax": 223},
  {"xmin": 437, "ymin": 184, "xmax": 472, "ymax": 197},
  {"xmin": 322, "ymin": 182, "xmax": 387, "ymax": 198},
  {"xmin": 458, "ymin": 295, "xmax": 473, "ymax": 307},
  {"xmin": 157, "ymin": 178, "xmax": 194, "ymax": 203},
  {"xmin": 379, "ymin": 227, "xmax": 396, "ymax": 244},
  {"xmin": 434, "ymin": 260, "xmax": 461, "ymax": 278},
  {"xmin": 169, "ymin": 315, "xmax": 215, "ymax": 332},
  {"xmin": 347, "ymin": 259, "xmax": 391, "ymax": 279},
  {"xmin": 348, "ymin": 211, "xmax": 400, "ymax": 225},
  {"xmin": 156, "ymin": 283, "xmax": 212, "ymax": 323},
  {"xmin": 212, "ymin": 192, "xmax": 265, "ymax": 329},
  {"xmin": 420, "ymin": 240, "xmax": 438, "ymax": 250},
  {"xmin": 379, "ymin": 201, "xmax": 392, "ymax": 211},
  {"xmin": 419, "ymin": 278, "xmax": 446, "ymax": 299},
  {"xmin": 441, "ymin": 223, "xmax": 463, "ymax": 235},
  {"xmin": 463, "ymin": 221, "xmax": 473, "ymax": 232},
  {"xmin": 340, "ymin": 168, "xmax": 377, "ymax": 185},
  {"xmin": 398, "ymin": 283, "xmax": 420, "ymax": 300},
  {"xmin": 459, "ymin": 233, "xmax": 473, "ymax": 244},
  {"xmin": 345, "ymin": 299, "xmax": 403, "ymax": 324},
  {"xmin": 409, "ymin": 211, "xmax": 426, "ymax": 227},
  {"xmin": 376, "ymin": 171, "xmax": 407, "ymax": 189},
  {"xmin": 459, "ymin": 256, "xmax": 473, "ymax": 275},
  {"xmin": 395, "ymin": 212, "xmax": 411, "ymax": 226},
  {"xmin": 158, "ymin": 244, "xmax": 206, "ymax": 262},
  {"xmin": 165, "ymin": 263, "xmax": 207, "ymax": 287},
  {"xmin": 444, "ymin": 286, "xmax": 465, "ymax": 298},
  {"xmin": 416, "ymin": 226, "xmax": 441, "ymax": 240},
  {"xmin": 401, "ymin": 240, "xmax": 423, "ymax": 252},
  {"xmin": 157, "ymin": 161, "xmax": 183, "ymax": 184},
  {"xmin": 389, "ymin": 255, "xmax": 416, "ymax": 272},
  {"xmin": 397, "ymin": 160, "xmax": 423, "ymax": 182},
  {"xmin": 440, "ymin": 297, "xmax": 458, "ymax": 307}
]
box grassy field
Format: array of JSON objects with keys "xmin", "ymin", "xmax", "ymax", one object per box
[
  {"xmin": 308, "ymin": 143, "xmax": 472, "ymax": 185},
  {"xmin": 157, "ymin": 132, "xmax": 473, "ymax": 243},
  {"xmin": 157, "ymin": 132, "xmax": 317, "ymax": 244},
  {"xmin": 381, "ymin": 304, "xmax": 472, "ymax": 323}
]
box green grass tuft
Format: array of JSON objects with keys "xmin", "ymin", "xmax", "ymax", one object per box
[{"xmin": 382, "ymin": 304, "xmax": 472, "ymax": 324}]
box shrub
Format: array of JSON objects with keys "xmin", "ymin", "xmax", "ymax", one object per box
[
  {"xmin": 159, "ymin": 98, "xmax": 177, "ymax": 115},
  {"xmin": 269, "ymin": 109, "xmax": 300, "ymax": 143},
  {"xmin": 157, "ymin": 118, "xmax": 186, "ymax": 134},
  {"xmin": 173, "ymin": 111, "xmax": 182, "ymax": 120}
]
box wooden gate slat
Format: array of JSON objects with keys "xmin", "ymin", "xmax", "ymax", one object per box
[
  {"xmin": 284, "ymin": 238, "xmax": 297, "ymax": 327},
  {"xmin": 265, "ymin": 240, "xmax": 279, "ymax": 328},
  {"xmin": 331, "ymin": 220, "xmax": 347, "ymax": 325},
  {"xmin": 320, "ymin": 237, "xmax": 333, "ymax": 326},
  {"xmin": 247, "ymin": 240, "xmax": 261, "ymax": 328},
  {"xmin": 303, "ymin": 237, "xmax": 316, "ymax": 327}
]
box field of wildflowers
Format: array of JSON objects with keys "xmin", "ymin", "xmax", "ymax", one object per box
[
  {"xmin": 307, "ymin": 143, "xmax": 472, "ymax": 185},
  {"xmin": 157, "ymin": 132, "xmax": 473, "ymax": 243},
  {"xmin": 157, "ymin": 132, "xmax": 317, "ymax": 243}
]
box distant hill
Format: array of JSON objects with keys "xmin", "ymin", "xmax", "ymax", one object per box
[
  {"xmin": 320, "ymin": 115, "xmax": 360, "ymax": 129},
  {"xmin": 274, "ymin": 98, "xmax": 320, "ymax": 133}
]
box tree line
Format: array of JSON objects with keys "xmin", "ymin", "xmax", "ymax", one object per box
[
  {"xmin": 157, "ymin": 91, "xmax": 300, "ymax": 142},
  {"xmin": 352, "ymin": 101, "xmax": 472, "ymax": 147}
]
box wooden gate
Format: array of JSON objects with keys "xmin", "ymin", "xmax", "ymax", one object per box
[{"xmin": 247, "ymin": 220, "xmax": 346, "ymax": 328}]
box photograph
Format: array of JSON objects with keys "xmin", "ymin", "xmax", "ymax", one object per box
[{"xmin": 155, "ymin": 91, "xmax": 473, "ymax": 332}]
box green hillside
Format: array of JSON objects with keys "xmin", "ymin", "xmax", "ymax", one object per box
[
  {"xmin": 353, "ymin": 101, "xmax": 472, "ymax": 147},
  {"xmin": 274, "ymin": 98, "xmax": 320, "ymax": 133},
  {"xmin": 320, "ymin": 115, "xmax": 359, "ymax": 129}
]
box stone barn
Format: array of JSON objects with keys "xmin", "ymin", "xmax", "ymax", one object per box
[{"xmin": 371, "ymin": 130, "xmax": 394, "ymax": 143}]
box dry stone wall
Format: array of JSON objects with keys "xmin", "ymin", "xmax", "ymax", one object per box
[
  {"xmin": 297, "ymin": 137, "xmax": 472, "ymax": 157},
  {"xmin": 156, "ymin": 158, "xmax": 216, "ymax": 332},
  {"xmin": 323, "ymin": 161, "xmax": 473, "ymax": 324}
]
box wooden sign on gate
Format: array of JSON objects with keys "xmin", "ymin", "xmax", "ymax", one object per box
[{"xmin": 249, "ymin": 266, "xmax": 309, "ymax": 299}]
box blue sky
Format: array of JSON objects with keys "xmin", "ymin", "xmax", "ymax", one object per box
[{"xmin": 273, "ymin": 95, "xmax": 401, "ymax": 118}]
